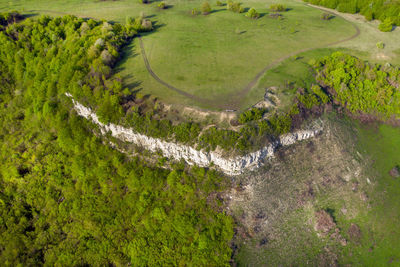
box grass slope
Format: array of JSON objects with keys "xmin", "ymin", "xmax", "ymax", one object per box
[{"xmin": 230, "ymin": 114, "xmax": 400, "ymax": 265}]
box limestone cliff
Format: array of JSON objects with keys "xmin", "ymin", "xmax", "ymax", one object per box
[{"xmin": 66, "ymin": 93, "xmax": 322, "ymax": 175}]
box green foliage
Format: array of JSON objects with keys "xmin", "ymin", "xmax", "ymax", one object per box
[
  {"xmin": 238, "ymin": 108, "xmax": 265, "ymax": 124},
  {"xmin": 270, "ymin": 4, "xmax": 287, "ymax": 12},
  {"xmin": 0, "ymin": 10, "xmax": 21, "ymax": 27},
  {"xmin": 314, "ymin": 52, "xmax": 400, "ymax": 118},
  {"xmin": 227, "ymin": 0, "xmax": 244, "ymax": 13},
  {"xmin": 376, "ymin": 41, "xmax": 384, "ymax": 49},
  {"xmin": 304, "ymin": 0, "xmax": 400, "ymax": 26},
  {"xmin": 192, "ymin": 8, "xmax": 201, "ymax": 15},
  {"xmin": 311, "ymin": 84, "xmax": 330, "ymax": 104},
  {"xmin": 245, "ymin": 8, "xmax": 260, "ymax": 19},
  {"xmin": 158, "ymin": 1, "xmax": 166, "ymax": 9},
  {"xmin": 202, "ymin": 1, "xmax": 212, "ymax": 14},
  {"xmin": 216, "ymin": 0, "xmax": 223, "ymax": 6},
  {"xmin": 378, "ymin": 18, "xmax": 393, "ymax": 32},
  {"xmin": 320, "ymin": 12, "xmax": 334, "ymax": 20},
  {"xmin": 336, "ymin": 1, "xmax": 357, "ymax": 13},
  {"xmin": 0, "ymin": 14, "xmax": 233, "ymax": 265},
  {"xmin": 126, "ymin": 16, "xmax": 153, "ymax": 32}
]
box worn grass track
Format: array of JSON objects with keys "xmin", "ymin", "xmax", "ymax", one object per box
[{"xmin": 138, "ymin": 6, "xmax": 360, "ymax": 110}]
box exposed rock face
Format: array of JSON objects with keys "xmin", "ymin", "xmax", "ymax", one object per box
[{"xmin": 66, "ymin": 93, "xmax": 322, "ymax": 175}]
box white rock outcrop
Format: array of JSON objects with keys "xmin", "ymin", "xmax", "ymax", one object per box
[{"xmin": 66, "ymin": 93, "xmax": 322, "ymax": 175}]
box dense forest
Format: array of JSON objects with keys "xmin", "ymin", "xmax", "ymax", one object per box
[
  {"xmin": 304, "ymin": 0, "xmax": 400, "ymax": 27},
  {"xmin": 0, "ymin": 13, "xmax": 233, "ymax": 265}
]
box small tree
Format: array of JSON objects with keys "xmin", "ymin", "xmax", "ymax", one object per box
[
  {"xmin": 376, "ymin": 42, "xmax": 385, "ymax": 49},
  {"xmin": 202, "ymin": 1, "xmax": 212, "ymax": 14},
  {"xmin": 227, "ymin": 1, "xmax": 244, "ymax": 13},
  {"xmin": 245, "ymin": 8, "xmax": 260, "ymax": 19},
  {"xmin": 216, "ymin": 0, "xmax": 223, "ymax": 6},
  {"xmin": 270, "ymin": 4, "xmax": 286, "ymax": 12},
  {"xmin": 320, "ymin": 12, "xmax": 334, "ymax": 20},
  {"xmin": 378, "ymin": 18, "xmax": 393, "ymax": 32},
  {"xmin": 192, "ymin": 8, "xmax": 200, "ymax": 15},
  {"xmin": 158, "ymin": 1, "xmax": 166, "ymax": 9}
]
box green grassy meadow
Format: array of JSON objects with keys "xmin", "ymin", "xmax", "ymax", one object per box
[{"xmin": 0, "ymin": 0, "xmax": 356, "ymax": 109}]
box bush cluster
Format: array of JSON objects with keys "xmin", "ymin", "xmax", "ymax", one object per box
[
  {"xmin": 246, "ymin": 8, "xmax": 260, "ymax": 19},
  {"xmin": 270, "ymin": 4, "xmax": 287, "ymax": 12},
  {"xmin": 313, "ymin": 52, "xmax": 400, "ymax": 118},
  {"xmin": 227, "ymin": 0, "xmax": 244, "ymax": 13}
]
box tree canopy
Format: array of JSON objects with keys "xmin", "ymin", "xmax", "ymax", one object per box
[{"xmin": 0, "ymin": 13, "xmax": 233, "ymax": 266}]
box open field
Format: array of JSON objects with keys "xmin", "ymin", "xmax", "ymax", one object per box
[
  {"xmin": 1, "ymin": 0, "xmax": 356, "ymax": 110},
  {"xmin": 1, "ymin": 0, "xmax": 399, "ymax": 110}
]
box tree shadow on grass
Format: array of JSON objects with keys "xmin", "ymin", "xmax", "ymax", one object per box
[
  {"xmin": 23, "ymin": 13, "xmax": 39, "ymax": 18},
  {"xmin": 258, "ymin": 12, "xmax": 267, "ymax": 18},
  {"xmin": 325, "ymin": 208, "xmax": 337, "ymax": 224},
  {"xmin": 113, "ymin": 42, "xmax": 144, "ymax": 91},
  {"xmin": 114, "ymin": 42, "xmax": 138, "ymax": 71},
  {"xmin": 209, "ymin": 8, "xmax": 225, "ymax": 14}
]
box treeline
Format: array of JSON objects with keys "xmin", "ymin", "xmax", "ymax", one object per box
[
  {"xmin": 0, "ymin": 13, "xmax": 233, "ymax": 265},
  {"xmin": 312, "ymin": 52, "xmax": 400, "ymax": 118},
  {"xmin": 304, "ymin": 0, "xmax": 400, "ymax": 27}
]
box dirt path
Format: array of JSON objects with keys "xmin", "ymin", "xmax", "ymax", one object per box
[
  {"xmin": 33, "ymin": 6, "xmax": 360, "ymax": 110},
  {"xmin": 228, "ymin": 6, "xmax": 360, "ymax": 108},
  {"xmin": 139, "ymin": 4, "xmax": 360, "ymax": 110},
  {"xmin": 138, "ymin": 37, "xmax": 212, "ymax": 105}
]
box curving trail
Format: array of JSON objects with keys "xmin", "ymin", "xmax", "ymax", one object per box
[
  {"xmin": 138, "ymin": 37, "xmax": 211, "ymax": 105},
  {"xmin": 138, "ymin": 4, "xmax": 361, "ymax": 110},
  {"xmin": 33, "ymin": 6, "xmax": 361, "ymax": 110}
]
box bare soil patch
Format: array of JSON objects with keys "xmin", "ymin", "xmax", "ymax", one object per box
[
  {"xmin": 389, "ymin": 166, "xmax": 400, "ymax": 178},
  {"xmin": 315, "ymin": 210, "xmax": 336, "ymax": 234},
  {"xmin": 347, "ymin": 223, "xmax": 362, "ymax": 244}
]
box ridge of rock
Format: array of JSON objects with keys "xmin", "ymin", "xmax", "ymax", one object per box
[{"xmin": 66, "ymin": 93, "xmax": 322, "ymax": 175}]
